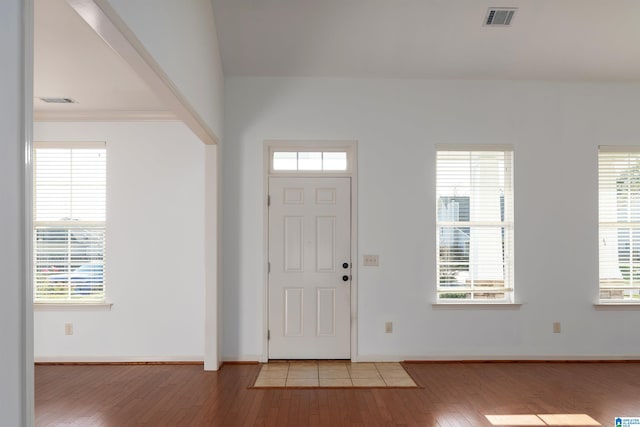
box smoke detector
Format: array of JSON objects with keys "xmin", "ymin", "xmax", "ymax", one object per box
[
  {"xmin": 484, "ymin": 8, "xmax": 517, "ymax": 26},
  {"xmin": 39, "ymin": 97, "xmax": 77, "ymax": 104}
]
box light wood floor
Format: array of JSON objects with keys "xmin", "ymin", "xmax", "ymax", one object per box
[{"xmin": 35, "ymin": 362, "xmax": 640, "ymax": 426}]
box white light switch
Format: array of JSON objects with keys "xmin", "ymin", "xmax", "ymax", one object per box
[{"xmin": 363, "ymin": 255, "xmax": 379, "ymax": 266}]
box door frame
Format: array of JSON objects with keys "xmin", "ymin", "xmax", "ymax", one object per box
[{"xmin": 263, "ymin": 140, "xmax": 358, "ymax": 362}]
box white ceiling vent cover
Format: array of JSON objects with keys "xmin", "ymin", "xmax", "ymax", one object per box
[
  {"xmin": 485, "ymin": 8, "xmax": 517, "ymax": 26},
  {"xmin": 39, "ymin": 97, "xmax": 77, "ymax": 104}
]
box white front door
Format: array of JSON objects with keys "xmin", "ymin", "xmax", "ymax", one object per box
[{"xmin": 268, "ymin": 177, "xmax": 351, "ymax": 359}]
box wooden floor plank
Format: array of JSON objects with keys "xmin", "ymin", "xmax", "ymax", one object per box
[{"xmin": 35, "ymin": 362, "xmax": 640, "ymax": 426}]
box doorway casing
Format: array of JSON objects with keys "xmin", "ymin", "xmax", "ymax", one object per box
[{"xmin": 262, "ymin": 140, "xmax": 358, "ymax": 362}]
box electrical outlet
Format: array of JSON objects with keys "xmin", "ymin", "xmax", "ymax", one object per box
[
  {"xmin": 65, "ymin": 323, "xmax": 73, "ymax": 335},
  {"xmin": 385, "ymin": 321, "xmax": 393, "ymax": 333},
  {"xmin": 363, "ymin": 255, "xmax": 379, "ymax": 266},
  {"xmin": 553, "ymin": 322, "xmax": 561, "ymax": 333}
]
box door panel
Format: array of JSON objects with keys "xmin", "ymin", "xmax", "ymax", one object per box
[
  {"xmin": 316, "ymin": 216, "xmax": 336, "ymax": 272},
  {"xmin": 268, "ymin": 177, "xmax": 351, "ymax": 359},
  {"xmin": 317, "ymin": 288, "xmax": 336, "ymax": 336},
  {"xmin": 284, "ymin": 216, "xmax": 303, "ymax": 271},
  {"xmin": 284, "ymin": 288, "xmax": 303, "ymax": 336}
]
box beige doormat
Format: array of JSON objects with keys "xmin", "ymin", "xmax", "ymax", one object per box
[{"xmin": 251, "ymin": 361, "xmax": 418, "ymax": 388}]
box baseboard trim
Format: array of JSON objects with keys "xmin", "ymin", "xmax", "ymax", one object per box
[
  {"xmin": 402, "ymin": 357, "xmax": 640, "ymax": 363},
  {"xmin": 354, "ymin": 355, "xmax": 404, "ymax": 363},
  {"xmin": 404, "ymin": 359, "xmax": 640, "ymax": 363},
  {"xmin": 36, "ymin": 359, "xmax": 640, "ymax": 366},
  {"xmin": 34, "ymin": 356, "xmax": 204, "ymax": 364},
  {"xmin": 222, "ymin": 355, "xmax": 263, "ymax": 363},
  {"xmin": 221, "ymin": 361, "xmax": 260, "ymax": 365},
  {"xmin": 36, "ymin": 361, "xmax": 204, "ymax": 366},
  {"xmin": 357, "ymin": 354, "xmax": 640, "ymax": 363}
]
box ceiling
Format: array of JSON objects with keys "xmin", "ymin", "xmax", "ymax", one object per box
[
  {"xmin": 34, "ymin": 0, "xmax": 170, "ymax": 119},
  {"xmin": 212, "ymin": 0, "xmax": 640, "ymax": 81},
  {"xmin": 34, "ymin": 0, "xmax": 640, "ymax": 119}
]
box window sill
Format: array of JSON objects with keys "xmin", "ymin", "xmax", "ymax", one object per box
[
  {"xmin": 594, "ymin": 303, "xmax": 640, "ymax": 311},
  {"xmin": 34, "ymin": 302, "xmax": 113, "ymax": 311},
  {"xmin": 432, "ymin": 303, "xmax": 522, "ymax": 310}
]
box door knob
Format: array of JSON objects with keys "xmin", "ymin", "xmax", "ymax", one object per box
[
  {"xmin": 342, "ymin": 262, "xmax": 349, "ymax": 269},
  {"xmin": 342, "ymin": 275, "xmax": 349, "ymax": 282}
]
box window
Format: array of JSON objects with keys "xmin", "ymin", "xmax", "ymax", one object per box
[
  {"xmin": 267, "ymin": 141, "xmax": 356, "ymax": 174},
  {"xmin": 272, "ymin": 151, "xmax": 348, "ymax": 171},
  {"xmin": 598, "ymin": 147, "xmax": 640, "ymax": 303},
  {"xmin": 436, "ymin": 146, "xmax": 514, "ymax": 302},
  {"xmin": 33, "ymin": 142, "xmax": 106, "ymax": 303}
]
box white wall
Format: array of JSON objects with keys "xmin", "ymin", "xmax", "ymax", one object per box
[
  {"xmin": 222, "ymin": 77, "xmax": 640, "ymax": 360},
  {"xmin": 34, "ymin": 121, "xmax": 206, "ymax": 361},
  {"xmin": 103, "ymin": 0, "xmax": 224, "ymax": 140}
]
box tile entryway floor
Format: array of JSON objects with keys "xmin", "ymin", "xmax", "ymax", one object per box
[{"xmin": 252, "ymin": 361, "xmax": 418, "ymax": 388}]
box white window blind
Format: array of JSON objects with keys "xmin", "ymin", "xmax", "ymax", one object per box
[
  {"xmin": 436, "ymin": 147, "xmax": 514, "ymax": 302},
  {"xmin": 34, "ymin": 143, "xmax": 106, "ymax": 302},
  {"xmin": 599, "ymin": 147, "xmax": 640, "ymax": 303}
]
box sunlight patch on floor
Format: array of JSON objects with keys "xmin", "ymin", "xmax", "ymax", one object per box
[
  {"xmin": 485, "ymin": 415, "xmax": 546, "ymax": 426},
  {"xmin": 538, "ymin": 414, "xmax": 601, "ymax": 426},
  {"xmin": 486, "ymin": 413, "xmax": 601, "ymax": 426}
]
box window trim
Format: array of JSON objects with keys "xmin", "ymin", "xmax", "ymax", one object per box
[
  {"xmin": 33, "ymin": 141, "xmax": 107, "ymax": 304},
  {"xmin": 432, "ymin": 302, "xmax": 522, "ymax": 309},
  {"xmin": 435, "ymin": 145, "xmax": 515, "ymax": 304},
  {"xmin": 594, "ymin": 303, "xmax": 640, "ymax": 310},
  {"xmin": 598, "ymin": 145, "xmax": 640, "ymax": 304},
  {"xmin": 34, "ymin": 302, "xmax": 113, "ymax": 311}
]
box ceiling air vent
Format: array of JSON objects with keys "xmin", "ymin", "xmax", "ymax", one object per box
[
  {"xmin": 39, "ymin": 97, "xmax": 77, "ymax": 104},
  {"xmin": 485, "ymin": 8, "xmax": 517, "ymax": 26}
]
